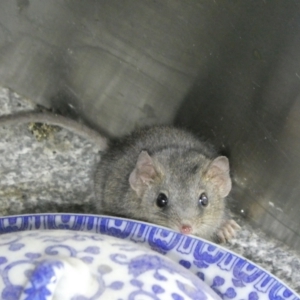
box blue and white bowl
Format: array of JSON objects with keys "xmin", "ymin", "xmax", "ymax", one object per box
[{"xmin": 0, "ymin": 214, "xmax": 298, "ymax": 300}]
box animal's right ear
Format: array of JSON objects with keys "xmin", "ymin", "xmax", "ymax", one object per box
[
  {"xmin": 129, "ymin": 151, "xmax": 158, "ymax": 197},
  {"xmin": 205, "ymin": 156, "xmax": 232, "ymax": 197}
]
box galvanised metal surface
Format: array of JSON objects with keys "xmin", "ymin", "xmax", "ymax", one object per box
[{"xmin": 0, "ymin": 1, "xmax": 300, "ymax": 249}]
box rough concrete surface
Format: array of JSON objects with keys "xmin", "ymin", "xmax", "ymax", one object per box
[{"xmin": 0, "ymin": 87, "xmax": 299, "ymax": 294}]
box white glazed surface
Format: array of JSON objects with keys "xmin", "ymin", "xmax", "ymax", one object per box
[
  {"xmin": 0, "ymin": 214, "xmax": 299, "ymax": 300},
  {"xmin": 0, "ymin": 230, "xmax": 220, "ymax": 300}
]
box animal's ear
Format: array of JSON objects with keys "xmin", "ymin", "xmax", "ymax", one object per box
[
  {"xmin": 205, "ymin": 156, "xmax": 232, "ymax": 197},
  {"xmin": 129, "ymin": 151, "xmax": 158, "ymax": 196}
]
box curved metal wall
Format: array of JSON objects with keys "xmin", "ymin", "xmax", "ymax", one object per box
[{"xmin": 0, "ymin": 0, "xmax": 300, "ymax": 249}]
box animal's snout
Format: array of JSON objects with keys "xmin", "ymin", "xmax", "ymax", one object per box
[{"xmin": 180, "ymin": 224, "xmax": 192, "ymax": 235}]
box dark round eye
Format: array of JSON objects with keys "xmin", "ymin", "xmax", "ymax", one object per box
[
  {"xmin": 199, "ymin": 193, "xmax": 209, "ymax": 207},
  {"xmin": 156, "ymin": 193, "xmax": 168, "ymax": 208}
]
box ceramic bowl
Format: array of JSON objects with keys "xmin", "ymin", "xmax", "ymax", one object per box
[{"xmin": 0, "ymin": 214, "xmax": 299, "ymax": 300}]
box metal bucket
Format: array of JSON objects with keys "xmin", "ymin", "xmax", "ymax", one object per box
[{"xmin": 1, "ymin": 0, "xmax": 300, "ymax": 249}]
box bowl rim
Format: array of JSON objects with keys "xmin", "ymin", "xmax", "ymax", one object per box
[{"xmin": 0, "ymin": 212, "xmax": 299, "ymax": 299}]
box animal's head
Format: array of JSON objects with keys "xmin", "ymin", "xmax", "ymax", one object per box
[{"xmin": 128, "ymin": 150, "xmax": 231, "ymax": 239}]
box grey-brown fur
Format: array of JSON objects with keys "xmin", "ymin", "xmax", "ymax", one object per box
[{"xmin": 94, "ymin": 126, "xmax": 237, "ymax": 241}]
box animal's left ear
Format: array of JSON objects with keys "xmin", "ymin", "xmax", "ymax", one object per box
[
  {"xmin": 129, "ymin": 151, "xmax": 158, "ymax": 197},
  {"xmin": 205, "ymin": 156, "xmax": 232, "ymax": 197}
]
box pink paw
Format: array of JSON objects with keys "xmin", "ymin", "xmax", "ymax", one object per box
[{"xmin": 216, "ymin": 219, "xmax": 241, "ymax": 243}]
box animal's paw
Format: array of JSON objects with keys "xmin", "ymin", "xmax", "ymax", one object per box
[{"xmin": 216, "ymin": 219, "xmax": 241, "ymax": 243}]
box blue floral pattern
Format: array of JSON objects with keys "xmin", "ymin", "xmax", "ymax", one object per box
[
  {"xmin": 0, "ymin": 230, "xmax": 215, "ymax": 299},
  {"xmin": 0, "ymin": 214, "xmax": 298, "ymax": 300},
  {"xmin": 22, "ymin": 260, "xmax": 63, "ymax": 300}
]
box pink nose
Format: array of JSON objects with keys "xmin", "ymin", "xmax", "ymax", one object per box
[{"xmin": 180, "ymin": 225, "xmax": 192, "ymax": 235}]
